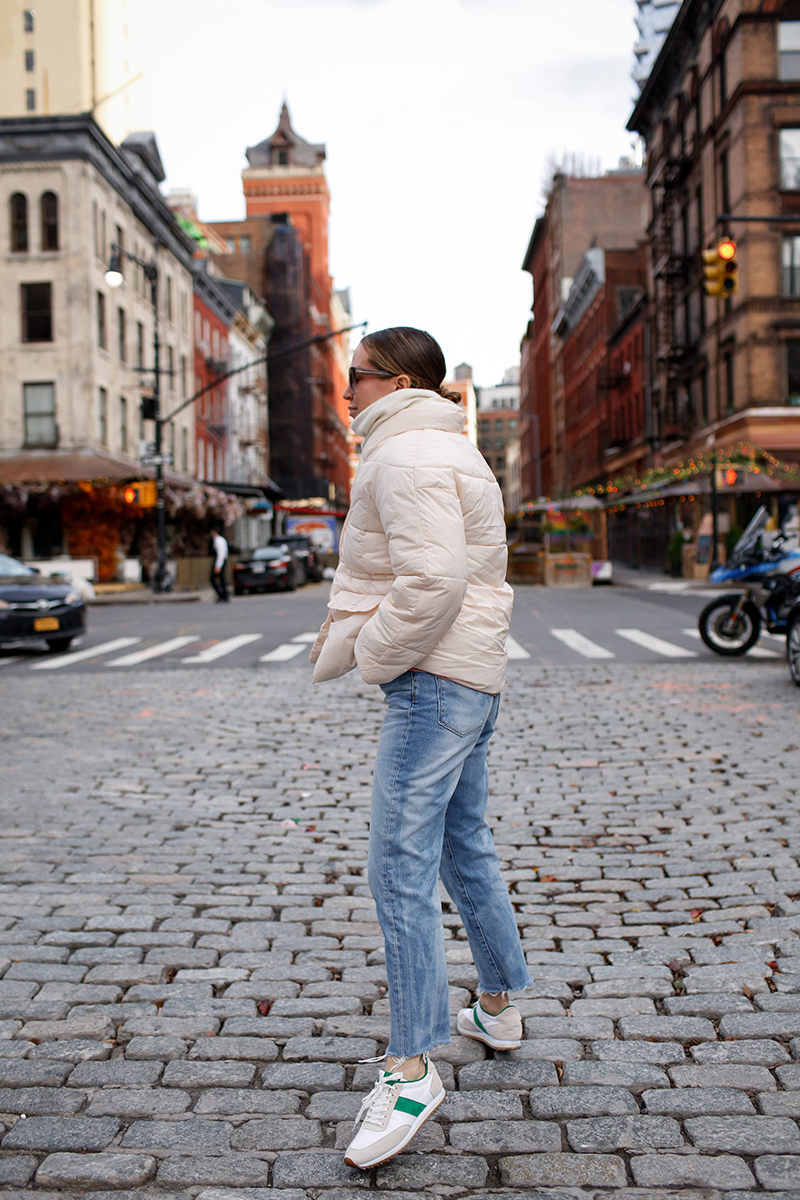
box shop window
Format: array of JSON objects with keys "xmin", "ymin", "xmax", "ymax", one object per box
[
  {"xmin": 780, "ymin": 21, "xmax": 800, "ymax": 81},
  {"xmin": 23, "ymin": 383, "xmax": 56, "ymax": 447},
  {"xmin": 787, "ymin": 340, "xmax": 800, "ymax": 405},
  {"xmin": 780, "ymin": 129, "xmax": 800, "ymax": 189},
  {"xmin": 21, "ymin": 282, "xmax": 52, "ymax": 342},
  {"xmin": 10, "ymin": 193, "xmax": 28, "ymax": 252},
  {"xmin": 40, "ymin": 191, "xmax": 58, "ymax": 250}
]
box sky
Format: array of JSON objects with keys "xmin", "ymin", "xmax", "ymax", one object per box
[{"xmin": 135, "ymin": 0, "xmax": 642, "ymax": 388}]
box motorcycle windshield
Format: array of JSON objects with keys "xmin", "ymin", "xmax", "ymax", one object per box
[{"xmin": 730, "ymin": 505, "xmax": 768, "ymax": 562}]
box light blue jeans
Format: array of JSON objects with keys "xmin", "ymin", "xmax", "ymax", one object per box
[{"xmin": 368, "ymin": 670, "xmax": 532, "ymax": 1058}]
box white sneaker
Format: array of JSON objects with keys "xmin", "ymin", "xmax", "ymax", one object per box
[
  {"xmin": 457, "ymin": 999, "xmax": 522, "ymax": 1050},
  {"xmin": 344, "ymin": 1057, "xmax": 445, "ymax": 1169}
]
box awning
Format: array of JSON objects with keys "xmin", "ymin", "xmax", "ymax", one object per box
[
  {"xmin": 606, "ymin": 472, "xmax": 796, "ymax": 507},
  {"xmin": 0, "ymin": 448, "xmax": 144, "ymax": 485}
]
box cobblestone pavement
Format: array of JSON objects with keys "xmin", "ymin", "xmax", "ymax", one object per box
[{"xmin": 1, "ymin": 660, "xmax": 800, "ymax": 1199}]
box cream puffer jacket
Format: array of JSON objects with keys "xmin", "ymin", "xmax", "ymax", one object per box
[{"xmin": 310, "ymin": 388, "xmax": 513, "ymax": 693}]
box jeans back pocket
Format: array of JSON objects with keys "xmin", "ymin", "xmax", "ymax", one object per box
[{"xmin": 436, "ymin": 675, "xmax": 493, "ymax": 737}]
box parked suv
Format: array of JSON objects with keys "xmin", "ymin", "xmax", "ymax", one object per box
[{"xmin": 269, "ymin": 534, "xmax": 324, "ymax": 583}]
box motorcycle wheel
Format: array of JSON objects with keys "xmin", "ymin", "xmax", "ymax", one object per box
[
  {"xmin": 699, "ymin": 594, "xmax": 761, "ymax": 656},
  {"xmin": 788, "ymin": 613, "xmax": 800, "ymax": 687}
]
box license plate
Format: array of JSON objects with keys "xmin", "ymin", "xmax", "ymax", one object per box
[
  {"xmin": 34, "ymin": 616, "xmax": 59, "ymax": 632},
  {"xmin": 251, "ymin": 564, "xmax": 266, "ymax": 573}
]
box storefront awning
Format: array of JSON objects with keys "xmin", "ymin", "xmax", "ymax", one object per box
[{"xmin": 0, "ymin": 449, "xmax": 144, "ymax": 485}]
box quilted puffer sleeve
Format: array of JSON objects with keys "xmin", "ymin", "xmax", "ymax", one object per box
[{"xmin": 354, "ymin": 460, "xmax": 468, "ymax": 684}]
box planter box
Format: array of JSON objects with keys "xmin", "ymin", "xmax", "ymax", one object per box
[{"xmin": 542, "ymin": 552, "xmax": 593, "ymax": 587}]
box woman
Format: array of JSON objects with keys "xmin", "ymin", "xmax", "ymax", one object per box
[{"xmin": 310, "ymin": 327, "xmax": 531, "ymax": 1169}]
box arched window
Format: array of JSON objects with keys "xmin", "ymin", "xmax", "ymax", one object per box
[
  {"xmin": 10, "ymin": 192, "xmax": 28, "ymax": 253},
  {"xmin": 40, "ymin": 191, "xmax": 58, "ymax": 250}
]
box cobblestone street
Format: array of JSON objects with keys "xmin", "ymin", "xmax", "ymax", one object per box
[{"xmin": 1, "ymin": 660, "xmax": 800, "ymax": 1198}]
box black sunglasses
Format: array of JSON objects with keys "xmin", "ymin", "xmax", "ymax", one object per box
[{"xmin": 349, "ymin": 367, "xmax": 396, "ymax": 390}]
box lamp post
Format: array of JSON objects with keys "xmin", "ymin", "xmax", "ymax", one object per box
[{"xmin": 106, "ymin": 240, "xmax": 170, "ymax": 592}]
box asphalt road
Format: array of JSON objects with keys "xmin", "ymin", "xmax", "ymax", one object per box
[{"xmin": 0, "ymin": 579, "xmax": 790, "ymax": 675}]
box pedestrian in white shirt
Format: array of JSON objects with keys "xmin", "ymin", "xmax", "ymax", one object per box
[{"xmin": 211, "ymin": 528, "xmax": 229, "ymax": 603}]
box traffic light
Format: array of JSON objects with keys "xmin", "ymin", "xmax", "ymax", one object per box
[
  {"xmin": 715, "ymin": 465, "xmax": 746, "ymax": 489},
  {"xmin": 702, "ymin": 240, "xmax": 739, "ymax": 296},
  {"xmin": 123, "ymin": 481, "xmax": 157, "ymax": 507}
]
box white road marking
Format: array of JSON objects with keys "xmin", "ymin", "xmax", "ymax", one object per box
[
  {"xmin": 0, "ymin": 657, "xmax": 23, "ymax": 668},
  {"xmin": 292, "ymin": 632, "xmax": 321, "ymax": 643},
  {"xmin": 106, "ymin": 636, "xmax": 199, "ymax": 666},
  {"xmin": 681, "ymin": 628, "xmax": 779, "ymax": 658},
  {"xmin": 182, "ymin": 634, "xmax": 262, "ymax": 663},
  {"xmin": 551, "ymin": 629, "xmax": 616, "ymax": 659},
  {"xmin": 259, "ymin": 642, "xmax": 307, "ymax": 662},
  {"xmin": 616, "ymin": 629, "xmax": 698, "ymax": 658},
  {"xmin": 506, "ymin": 634, "xmax": 531, "ymax": 660},
  {"xmin": 648, "ymin": 581, "xmax": 691, "ymax": 592},
  {"xmin": 31, "ymin": 637, "xmax": 142, "ymax": 670}
]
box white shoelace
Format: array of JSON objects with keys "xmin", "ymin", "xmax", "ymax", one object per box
[{"xmin": 353, "ymin": 1071, "xmax": 402, "ymax": 1130}]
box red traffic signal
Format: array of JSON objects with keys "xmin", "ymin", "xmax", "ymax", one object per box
[{"xmin": 718, "ymin": 239, "xmax": 736, "ymax": 260}]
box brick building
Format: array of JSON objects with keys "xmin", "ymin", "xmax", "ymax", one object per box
[
  {"xmin": 192, "ymin": 271, "xmax": 238, "ymax": 484},
  {"xmin": 519, "ymin": 169, "xmax": 649, "ymax": 500},
  {"xmin": 556, "ymin": 245, "xmax": 648, "ymax": 490},
  {"xmin": 208, "ymin": 105, "xmax": 351, "ymax": 503},
  {"xmin": 627, "ymin": 0, "xmax": 800, "ymax": 501}
]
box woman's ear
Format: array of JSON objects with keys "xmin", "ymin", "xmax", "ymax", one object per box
[{"xmin": 395, "ymin": 375, "xmax": 411, "ymax": 390}]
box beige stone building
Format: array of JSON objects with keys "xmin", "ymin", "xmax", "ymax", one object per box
[{"xmin": 0, "ymin": 0, "xmax": 145, "ymax": 145}]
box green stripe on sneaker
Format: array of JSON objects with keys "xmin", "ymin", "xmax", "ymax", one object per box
[
  {"xmin": 472, "ymin": 1005, "xmax": 489, "ymax": 1035},
  {"xmin": 395, "ymin": 1096, "xmax": 426, "ymax": 1117}
]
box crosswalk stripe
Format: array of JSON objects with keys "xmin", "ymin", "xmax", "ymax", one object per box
[
  {"xmin": 182, "ymin": 634, "xmax": 263, "ymax": 663},
  {"xmin": 31, "ymin": 636, "xmax": 142, "ymax": 670},
  {"xmin": 292, "ymin": 632, "xmax": 321, "ymax": 643},
  {"xmin": 551, "ymin": 628, "xmax": 616, "ymax": 659},
  {"xmin": 259, "ymin": 642, "xmax": 307, "ymax": 662},
  {"xmin": 616, "ymin": 629, "xmax": 698, "ymax": 658},
  {"xmin": 106, "ymin": 636, "xmax": 199, "ymax": 666},
  {"xmin": 681, "ymin": 628, "xmax": 779, "ymax": 658},
  {"xmin": 507, "ymin": 634, "xmax": 531, "ymax": 660}
]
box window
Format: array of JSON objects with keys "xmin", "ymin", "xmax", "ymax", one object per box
[
  {"xmin": 783, "ymin": 236, "xmax": 800, "ymax": 295},
  {"xmin": 26, "ymin": 88, "xmax": 35, "ymax": 111},
  {"xmin": 100, "ymin": 209, "xmax": 106, "ymax": 261},
  {"xmin": 788, "ymin": 340, "xmax": 800, "ymax": 404},
  {"xmin": 118, "ymin": 306, "xmax": 126, "ymax": 362},
  {"xmin": 10, "ymin": 192, "xmax": 28, "ymax": 252},
  {"xmin": 93, "ymin": 201, "xmax": 98, "ymax": 258},
  {"xmin": 40, "ymin": 191, "xmax": 58, "ymax": 250},
  {"xmin": 23, "ymin": 383, "xmax": 56, "ymax": 447},
  {"xmin": 170, "ymin": 422, "xmax": 175, "ymax": 461},
  {"xmin": 97, "ymin": 291, "xmax": 106, "ymax": 350},
  {"xmin": 720, "ymin": 149, "xmax": 731, "ymax": 211},
  {"xmin": 168, "ymin": 345, "xmax": 174, "ymax": 392},
  {"xmin": 21, "ymin": 282, "xmax": 52, "ymax": 342},
  {"xmin": 780, "ymin": 129, "xmax": 800, "ymax": 189},
  {"xmin": 181, "ymin": 354, "xmax": 187, "ymax": 398},
  {"xmin": 120, "ymin": 396, "xmax": 128, "ymax": 452},
  {"xmin": 240, "ymin": 235, "xmax": 251, "ymax": 253},
  {"xmin": 278, "ymin": 150, "xmax": 289, "ymax": 166},
  {"xmin": 99, "ymin": 388, "xmax": 108, "ymax": 445},
  {"xmin": 166, "ymin": 276, "xmax": 173, "ymax": 323},
  {"xmin": 182, "ymin": 427, "xmax": 188, "ymax": 472},
  {"xmin": 724, "ymin": 349, "xmax": 735, "ymax": 414},
  {"xmin": 23, "ymin": 9, "xmax": 34, "ymax": 32},
  {"xmin": 24, "ymin": 49, "xmax": 34, "ymax": 71},
  {"xmin": 226, "ymin": 236, "xmax": 236, "ymax": 252},
  {"xmin": 780, "ymin": 21, "xmax": 800, "ymax": 81},
  {"xmin": 136, "ymin": 321, "xmax": 144, "ymax": 368}
]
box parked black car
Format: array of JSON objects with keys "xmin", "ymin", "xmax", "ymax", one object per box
[
  {"xmin": 0, "ymin": 554, "xmax": 86, "ymax": 652},
  {"xmin": 787, "ymin": 596, "xmax": 800, "ymax": 687},
  {"xmin": 233, "ymin": 546, "xmax": 304, "ymax": 595},
  {"xmin": 269, "ymin": 533, "xmax": 324, "ymax": 583}
]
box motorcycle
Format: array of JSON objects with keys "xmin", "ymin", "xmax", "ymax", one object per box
[{"xmin": 698, "ymin": 506, "xmax": 800, "ymax": 656}]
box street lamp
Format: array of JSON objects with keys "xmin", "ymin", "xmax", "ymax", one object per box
[{"xmin": 105, "ymin": 240, "xmax": 171, "ymax": 593}]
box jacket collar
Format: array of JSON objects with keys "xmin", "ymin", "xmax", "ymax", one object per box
[{"xmin": 351, "ymin": 388, "xmax": 464, "ymax": 458}]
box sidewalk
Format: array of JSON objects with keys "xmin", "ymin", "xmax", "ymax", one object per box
[
  {"xmin": 88, "ymin": 589, "xmax": 205, "ymax": 606},
  {"xmin": 612, "ymin": 562, "xmax": 720, "ymax": 592},
  {"xmin": 1, "ymin": 660, "xmax": 799, "ymax": 1195}
]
